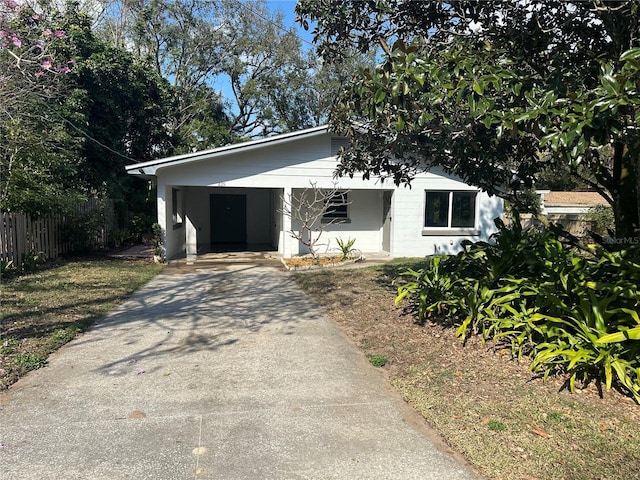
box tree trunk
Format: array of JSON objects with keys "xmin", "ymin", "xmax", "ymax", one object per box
[{"xmin": 611, "ymin": 143, "xmax": 639, "ymax": 240}]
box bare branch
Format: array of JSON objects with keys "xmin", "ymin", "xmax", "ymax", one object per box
[{"xmin": 280, "ymin": 182, "xmax": 351, "ymax": 259}]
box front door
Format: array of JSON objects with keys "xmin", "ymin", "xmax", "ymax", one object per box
[{"xmin": 210, "ymin": 194, "xmax": 247, "ymax": 245}]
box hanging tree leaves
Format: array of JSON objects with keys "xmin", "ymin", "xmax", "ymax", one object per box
[{"xmin": 296, "ymin": 0, "xmax": 640, "ymax": 237}]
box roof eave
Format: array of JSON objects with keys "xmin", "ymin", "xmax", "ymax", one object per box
[{"xmin": 125, "ymin": 125, "xmax": 329, "ymax": 176}]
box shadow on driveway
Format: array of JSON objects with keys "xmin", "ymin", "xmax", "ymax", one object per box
[{"xmin": 0, "ymin": 264, "xmax": 480, "ymax": 480}]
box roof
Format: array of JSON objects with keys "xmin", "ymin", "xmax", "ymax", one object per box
[
  {"xmin": 126, "ymin": 125, "xmax": 329, "ymax": 175},
  {"xmin": 543, "ymin": 191, "xmax": 609, "ymax": 207}
]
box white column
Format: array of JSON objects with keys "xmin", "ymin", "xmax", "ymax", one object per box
[
  {"xmin": 281, "ymin": 186, "xmax": 292, "ymax": 258},
  {"xmin": 157, "ymin": 179, "xmax": 168, "ymax": 260},
  {"xmin": 184, "ymin": 187, "xmax": 197, "ymax": 263}
]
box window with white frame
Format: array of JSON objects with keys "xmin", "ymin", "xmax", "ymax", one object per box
[{"xmin": 424, "ymin": 191, "xmax": 477, "ymax": 229}]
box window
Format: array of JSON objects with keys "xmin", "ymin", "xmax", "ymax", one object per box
[
  {"xmin": 172, "ymin": 188, "xmax": 183, "ymax": 228},
  {"xmin": 451, "ymin": 191, "xmax": 476, "ymax": 227},
  {"xmin": 424, "ymin": 191, "xmax": 477, "ymax": 231},
  {"xmin": 424, "ymin": 191, "xmax": 449, "ymax": 227},
  {"xmin": 322, "ymin": 191, "xmax": 349, "ymax": 222}
]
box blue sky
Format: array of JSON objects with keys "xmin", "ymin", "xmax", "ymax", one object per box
[{"xmin": 265, "ymin": 0, "xmax": 315, "ymax": 49}]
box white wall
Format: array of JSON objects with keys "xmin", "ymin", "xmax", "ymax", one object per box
[
  {"xmin": 390, "ymin": 177, "xmax": 503, "ymax": 257},
  {"xmin": 160, "ymin": 184, "xmax": 185, "ymax": 260},
  {"xmin": 153, "ymin": 132, "xmax": 503, "ymax": 259},
  {"xmin": 155, "ymin": 134, "xmax": 388, "ymax": 191},
  {"xmin": 290, "ymin": 189, "xmax": 383, "ymax": 255}
]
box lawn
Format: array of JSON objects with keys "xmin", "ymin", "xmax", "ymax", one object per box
[
  {"xmin": 295, "ymin": 260, "xmax": 640, "ymax": 480},
  {"xmin": 0, "ymin": 258, "xmax": 164, "ymax": 389}
]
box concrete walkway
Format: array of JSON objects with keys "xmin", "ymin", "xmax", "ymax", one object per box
[{"xmin": 0, "ymin": 264, "xmax": 479, "ymax": 479}]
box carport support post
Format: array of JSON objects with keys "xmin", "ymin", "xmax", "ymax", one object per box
[
  {"xmin": 185, "ymin": 187, "xmax": 197, "ymax": 263},
  {"xmin": 157, "ymin": 182, "xmax": 168, "ymax": 260},
  {"xmin": 281, "ymin": 187, "xmax": 292, "ymax": 258}
]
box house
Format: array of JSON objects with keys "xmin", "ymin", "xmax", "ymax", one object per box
[
  {"xmin": 539, "ymin": 191, "xmax": 609, "ymax": 215},
  {"xmin": 126, "ymin": 126, "xmax": 503, "ymax": 260},
  {"xmin": 521, "ymin": 190, "xmax": 611, "ymax": 238}
]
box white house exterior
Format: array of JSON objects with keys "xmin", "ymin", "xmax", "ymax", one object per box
[{"xmin": 126, "ymin": 126, "xmax": 503, "ymax": 260}]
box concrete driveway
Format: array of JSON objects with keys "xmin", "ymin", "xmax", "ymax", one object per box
[{"xmin": 0, "ymin": 264, "xmax": 479, "ymax": 479}]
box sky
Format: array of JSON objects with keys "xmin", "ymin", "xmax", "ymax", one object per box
[{"xmin": 265, "ymin": 0, "xmax": 315, "ymax": 49}]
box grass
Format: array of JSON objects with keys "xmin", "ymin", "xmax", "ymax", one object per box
[
  {"xmin": 0, "ymin": 257, "xmax": 164, "ymax": 389},
  {"xmin": 294, "ymin": 260, "xmax": 640, "ymax": 480}
]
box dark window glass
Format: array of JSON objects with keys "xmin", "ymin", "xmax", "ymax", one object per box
[
  {"xmin": 451, "ymin": 192, "xmax": 476, "ymax": 227},
  {"xmin": 323, "ymin": 192, "xmax": 348, "ymax": 219},
  {"xmin": 424, "ymin": 191, "xmax": 449, "ymax": 227}
]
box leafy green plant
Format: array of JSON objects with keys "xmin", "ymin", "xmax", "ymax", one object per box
[
  {"xmin": 336, "ymin": 237, "xmax": 358, "ymax": 260},
  {"xmin": 396, "ymin": 214, "xmax": 640, "ymax": 402},
  {"xmin": 51, "ymin": 326, "xmax": 81, "ymax": 345},
  {"xmin": 586, "ymin": 205, "xmax": 614, "ymax": 237},
  {"xmin": 12, "ymin": 353, "xmax": 47, "ymax": 371},
  {"xmin": 488, "ymin": 420, "xmax": 507, "ymax": 432},
  {"xmin": 368, "ymin": 354, "xmax": 388, "ymax": 367},
  {"xmin": 20, "ymin": 251, "xmax": 46, "ymax": 272},
  {"xmin": 396, "ymin": 256, "xmax": 461, "ymax": 323},
  {"xmin": 151, "ymin": 223, "xmax": 164, "ymax": 259},
  {"xmin": 1, "ymin": 259, "xmax": 15, "ymax": 278}
]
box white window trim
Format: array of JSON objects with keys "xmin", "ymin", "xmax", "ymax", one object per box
[{"xmin": 422, "ymin": 190, "xmax": 480, "ymax": 236}]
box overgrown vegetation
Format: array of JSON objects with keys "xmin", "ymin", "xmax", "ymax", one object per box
[
  {"xmin": 396, "ymin": 213, "xmax": 640, "ymax": 402},
  {"xmin": 367, "ymin": 353, "xmax": 388, "ymax": 367},
  {"xmin": 294, "ymin": 261, "xmax": 640, "ymax": 480},
  {"xmin": 0, "ymin": 258, "xmax": 163, "ymax": 389}
]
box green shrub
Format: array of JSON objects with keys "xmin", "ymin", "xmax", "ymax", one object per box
[
  {"xmin": 396, "ymin": 213, "xmax": 640, "ymax": 402},
  {"xmin": 586, "ymin": 205, "xmax": 615, "ymax": 236},
  {"xmin": 336, "ymin": 237, "xmax": 358, "ymax": 260},
  {"xmin": 21, "ymin": 250, "xmax": 46, "ymax": 272},
  {"xmin": 368, "ymin": 354, "xmax": 388, "ymax": 367}
]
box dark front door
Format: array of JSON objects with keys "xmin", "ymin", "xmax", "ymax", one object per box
[{"xmin": 210, "ymin": 194, "xmax": 247, "ymax": 245}]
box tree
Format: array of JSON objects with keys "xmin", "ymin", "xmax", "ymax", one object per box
[
  {"xmin": 57, "ymin": 3, "xmax": 174, "ymax": 226},
  {"xmin": 98, "ymin": 0, "xmax": 319, "ymax": 142},
  {"xmin": 296, "ymin": 0, "xmax": 640, "ymax": 237},
  {"xmin": 122, "ymin": 0, "xmax": 234, "ymax": 149},
  {"xmin": 217, "ymin": 0, "xmax": 318, "ymax": 137},
  {"xmin": 0, "ymin": 0, "xmax": 83, "ymax": 215},
  {"xmin": 281, "ymin": 183, "xmax": 350, "ymax": 260},
  {"xmin": 1, "ymin": 0, "xmax": 175, "ymax": 228}
]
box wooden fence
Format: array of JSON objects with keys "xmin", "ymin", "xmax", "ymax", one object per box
[
  {"xmin": 0, "ymin": 199, "xmax": 114, "ymax": 269},
  {"xmin": 517, "ymin": 212, "xmax": 597, "ymax": 242}
]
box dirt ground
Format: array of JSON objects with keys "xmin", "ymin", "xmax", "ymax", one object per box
[{"xmin": 294, "ymin": 262, "xmax": 640, "ymax": 480}]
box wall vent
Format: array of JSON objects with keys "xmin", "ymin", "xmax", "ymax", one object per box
[{"xmin": 331, "ymin": 137, "xmax": 350, "ymax": 157}]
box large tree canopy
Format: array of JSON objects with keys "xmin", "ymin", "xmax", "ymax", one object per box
[
  {"xmin": 99, "ymin": 0, "xmax": 321, "ymax": 142},
  {"xmin": 1, "ymin": 0, "xmax": 83, "ymax": 215},
  {"xmin": 296, "ymin": 0, "xmax": 640, "ymax": 237},
  {"xmin": 1, "ymin": 1, "xmax": 173, "ymax": 219}
]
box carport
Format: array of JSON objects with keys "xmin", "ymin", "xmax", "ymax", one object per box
[{"xmin": 171, "ymin": 186, "xmax": 283, "ymax": 257}]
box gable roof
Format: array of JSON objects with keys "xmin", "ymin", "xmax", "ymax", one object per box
[{"xmin": 126, "ymin": 125, "xmax": 329, "ymax": 176}]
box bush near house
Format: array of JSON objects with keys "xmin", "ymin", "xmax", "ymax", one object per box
[{"xmin": 396, "ymin": 212, "xmax": 640, "ymax": 402}]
